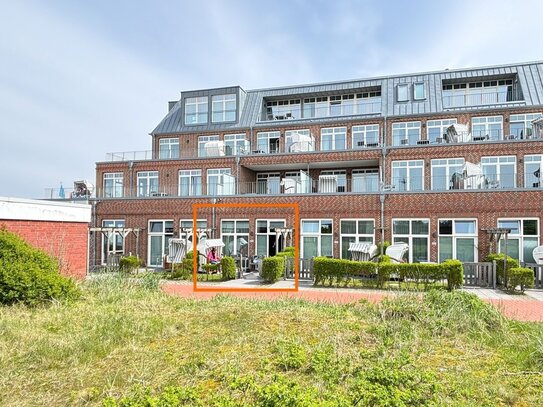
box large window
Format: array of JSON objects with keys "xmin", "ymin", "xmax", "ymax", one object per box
[
  {"xmin": 319, "ymin": 170, "xmax": 346, "ymax": 193},
  {"xmin": 103, "ymin": 173, "xmax": 123, "ymax": 198},
  {"xmin": 471, "ymin": 116, "xmax": 503, "ymax": 141},
  {"xmin": 148, "ymin": 220, "xmax": 174, "ymax": 267},
  {"xmin": 352, "ymin": 169, "xmax": 379, "ymax": 192},
  {"xmin": 397, "ymin": 84, "xmax": 409, "ymax": 102},
  {"xmin": 256, "ymin": 131, "xmax": 280, "ymax": 154},
  {"xmin": 392, "ymin": 219, "xmax": 430, "ymax": 263},
  {"xmin": 101, "ymin": 219, "xmax": 124, "ymax": 264},
  {"xmin": 285, "ymin": 129, "xmax": 314, "ymax": 152},
  {"xmin": 414, "ymin": 83, "xmax": 426, "ymax": 100},
  {"xmin": 212, "ymin": 94, "xmax": 236, "ymax": 123},
  {"xmin": 302, "ymin": 92, "xmax": 380, "ymax": 118},
  {"xmin": 198, "ymin": 135, "xmax": 220, "ymax": 157},
  {"xmin": 427, "ymin": 119, "xmax": 457, "ymax": 143},
  {"xmin": 224, "ymin": 133, "xmax": 249, "ymax": 155},
  {"xmin": 510, "ymin": 113, "xmax": 542, "ymax": 139},
  {"xmin": 525, "ymin": 155, "xmax": 542, "ymax": 188},
  {"xmin": 159, "ymin": 138, "xmax": 179, "ymax": 159},
  {"xmin": 355, "ymin": 91, "xmax": 381, "ymax": 115},
  {"xmin": 256, "ymin": 219, "xmax": 286, "ymax": 257},
  {"xmin": 442, "ymin": 79, "xmax": 514, "ymax": 107},
  {"xmin": 221, "ymin": 220, "xmax": 249, "ymax": 257},
  {"xmin": 257, "ymin": 173, "xmax": 281, "ymax": 194},
  {"xmin": 179, "ymin": 219, "xmax": 208, "ymax": 246},
  {"xmin": 392, "ymin": 122, "xmax": 421, "ymax": 146},
  {"xmin": 137, "ymin": 171, "xmax": 159, "ymax": 197},
  {"xmin": 321, "ymin": 127, "xmax": 346, "ymax": 151},
  {"xmin": 392, "ymin": 160, "xmax": 424, "ymax": 191},
  {"xmin": 431, "ymin": 158, "xmax": 464, "ymax": 190},
  {"xmin": 184, "ymin": 96, "xmax": 208, "ymax": 125},
  {"xmin": 497, "ymin": 219, "xmax": 539, "ymax": 263},
  {"xmin": 481, "ymin": 156, "xmax": 516, "ymax": 188},
  {"xmin": 438, "ymin": 219, "xmax": 477, "ymax": 262},
  {"xmin": 179, "ymin": 170, "xmax": 202, "ymax": 196},
  {"xmin": 301, "ymin": 219, "xmax": 333, "ymax": 259},
  {"xmin": 266, "ymin": 99, "xmax": 301, "ymax": 120},
  {"xmin": 352, "ymin": 124, "xmax": 379, "ymax": 148},
  {"xmin": 207, "ymin": 168, "xmax": 234, "ymax": 196},
  {"xmin": 340, "ymin": 219, "xmax": 374, "ymax": 259}
]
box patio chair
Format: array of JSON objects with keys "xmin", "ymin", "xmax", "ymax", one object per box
[{"xmin": 385, "ymin": 243, "xmax": 409, "ymax": 263}]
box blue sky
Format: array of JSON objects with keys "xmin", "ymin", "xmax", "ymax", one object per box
[{"xmin": 1, "ymin": 0, "xmax": 542, "ymax": 198}]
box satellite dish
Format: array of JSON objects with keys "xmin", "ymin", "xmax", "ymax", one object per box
[{"xmin": 533, "ymin": 246, "xmax": 543, "ymax": 265}]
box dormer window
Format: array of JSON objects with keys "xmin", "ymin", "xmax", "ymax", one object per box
[
  {"xmin": 397, "ymin": 84, "xmax": 409, "ymax": 102},
  {"xmin": 184, "ymin": 97, "xmax": 208, "ymax": 125},
  {"xmin": 442, "ymin": 77, "xmax": 521, "ymax": 108},
  {"xmin": 212, "ymin": 94, "xmax": 237, "ymax": 123},
  {"xmin": 414, "ymin": 83, "xmax": 426, "ymax": 100}
]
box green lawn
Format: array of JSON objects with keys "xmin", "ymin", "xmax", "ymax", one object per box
[{"xmin": 0, "ymin": 276, "xmax": 542, "ymax": 406}]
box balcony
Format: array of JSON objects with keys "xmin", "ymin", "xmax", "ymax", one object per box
[{"xmin": 442, "ymin": 89, "xmax": 523, "ymax": 108}]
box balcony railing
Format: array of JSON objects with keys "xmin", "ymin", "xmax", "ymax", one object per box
[{"xmin": 442, "ymin": 89, "xmax": 523, "ymax": 108}]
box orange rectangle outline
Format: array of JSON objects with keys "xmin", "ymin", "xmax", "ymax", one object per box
[{"xmin": 192, "ymin": 202, "xmax": 299, "ymax": 292}]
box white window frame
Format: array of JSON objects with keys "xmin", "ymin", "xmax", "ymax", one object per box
[
  {"xmin": 320, "ymin": 127, "xmax": 346, "ymax": 151},
  {"xmin": 300, "ymin": 219, "xmax": 333, "ymax": 259},
  {"xmin": 103, "ymin": 172, "xmax": 123, "ymax": 198},
  {"xmin": 427, "ymin": 118, "xmax": 457, "ymax": 143},
  {"xmin": 147, "ymin": 219, "xmax": 174, "ymax": 267},
  {"xmin": 339, "ymin": 219, "xmax": 375, "ymax": 259},
  {"xmin": 159, "ymin": 138, "xmax": 180, "ymax": 159},
  {"xmin": 352, "ymin": 124, "xmax": 380, "ymax": 148},
  {"xmin": 392, "ymin": 121, "xmax": 421, "ymax": 146},
  {"xmin": 285, "ymin": 129, "xmax": 314, "ymax": 152},
  {"xmin": 352, "ymin": 169, "xmax": 379, "ymax": 193},
  {"xmin": 198, "ymin": 135, "xmax": 219, "ymax": 157},
  {"xmin": 509, "ymin": 113, "xmax": 543, "ymax": 139},
  {"xmin": 524, "ymin": 154, "xmax": 543, "ymax": 188},
  {"xmin": 438, "ymin": 218, "xmax": 478, "ymax": 262},
  {"xmin": 212, "ymin": 94, "xmax": 237, "ymax": 123},
  {"xmin": 137, "ymin": 171, "xmax": 159, "ymax": 197},
  {"xmin": 256, "ymin": 173, "xmax": 281, "ymax": 194},
  {"xmin": 224, "ymin": 133, "xmax": 249, "ymax": 155},
  {"xmin": 178, "ymin": 169, "xmax": 202, "ymax": 197},
  {"xmin": 497, "ymin": 218, "xmax": 540, "ymax": 263},
  {"xmin": 320, "ymin": 170, "xmax": 347, "ymax": 193},
  {"xmin": 207, "ymin": 168, "xmax": 234, "ymax": 196},
  {"xmin": 221, "ymin": 219, "xmax": 250, "ymax": 257},
  {"xmin": 397, "ymin": 84, "xmax": 409, "ymax": 102},
  {"xmin": 179, "ymin": 219, "xmax": 208, "ymax": 246},
  {"xmin": 471, "ymin": 116, "xmax": 503, "ymax": 141},
  {"xmin": 413, "ymin": 83, "xmax": 426, "ymax": 100},
  {"xmin": 355, "ymin": 91, "xmax": 381, "ymax": 115},
  {"xmin": 391, "ymin": 160, "xmax": 424, "ymax": 191},
  {"xmin": 184, "ymin": 96, "xmax": 208, "ymax": 125},
  {"xmin": 481, "ymin": 155, "xmax": 516, "ymax": 188},
  {"xmin": 392, "ymin": 218, "xmax": 430, "ymax": 263},
  {"xmin": 256, "ymin": 131, "xmax": 281, "ymax": 154},
  {"xmin": 266, "ymin": 99, "xmax": 301, "ymax": 120},
  {"xmin": 255, "ymin": 219, "xmax": 287, "ymax": 257},
  {"xmin": 431, "ymin": 158, "xmax": 464, "ymax": 191},
  {"xmin": 101, "ymin": 219, "xmax": 125, "ymax": 265}
]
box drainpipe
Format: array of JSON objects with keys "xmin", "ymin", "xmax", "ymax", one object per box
[
  {"xmin": 379, "ymin": 116, "xmax": 388, "ymax": 255},
  {"xmin": 128, "ymin": 161, "xmax": 134, "ymax": 197},
  {"xmin": 236, "ymin": 155, "xmax": 240, "ymax": 194}
]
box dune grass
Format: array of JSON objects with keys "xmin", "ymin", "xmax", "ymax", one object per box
[{"xmin": 0, "ymin": 275, "xmax": 542, "ymax": 406}]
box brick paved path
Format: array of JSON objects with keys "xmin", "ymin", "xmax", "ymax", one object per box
[{"xmin": 161, "ymin": 282, "xmax": 543, "ymax": 322}]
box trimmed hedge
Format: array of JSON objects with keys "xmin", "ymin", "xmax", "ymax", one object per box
[
  {"xmin": 220, "ymin": 256, "xmax": 236, "ymax": 280},
  {"xmin": 262, "ymin": 256, "xmax": 285, "ymax": 283},
  {"xmin": 313, "ymin": 256, "xmax": 464, "ymax": 291},
  {"xmin": 119, "ymin": 256, "xmax": 142, "ymax": 273},
  {"xmin": 507, "ymin": 267, "xmax": 534, "ymax": 292},
  {"xmin": 0, "ymin": 228, "xmax": 81, "ymax": 306}
]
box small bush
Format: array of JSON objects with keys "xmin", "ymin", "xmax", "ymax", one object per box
[
  {"xmin": 220, "ymin": 256, "xmax": 236, "ymax": 280},
  {"xmin": 119, "ymin": 256, "xmax": 141, "ymax": 273},
  {"xmin": 507, "ymin": 267, "xmax": 534, "ymax": 292},
  {"xmin": 0, "ymin": 228, "xmax": 81, "ymax": 306},
  {"xmin": 261, "ymin": 256, "xmax": 285, "ymax": 283},
  {"xmin": 376, "ymin": 241, "xmax": 391, "ymax": 256},
  {"xmin": 484, "ymin": 253, "xmax": 519, "ymax": 286},
  {"xmin": 377, "ymin": 254, "xmax": 391, "ymax": 263},
  {"xmin": 441, "ymin": 259, "xmax": 464, "ymax": 291}
]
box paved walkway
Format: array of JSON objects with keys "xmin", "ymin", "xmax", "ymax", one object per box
[{"xmin": 162, "ymin": 281, "xmax": 543, "ymax": 322}]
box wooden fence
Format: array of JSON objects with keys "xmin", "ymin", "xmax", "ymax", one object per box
[
  {"xmin": 284, "ymin": 258, "xmax": 314, "ymax": 280},
  {"xmin": 522, "ymin": 263, "xmax": 543, "ymax": 289},
  {"xmin": 462, "ymin": 261, "xmax": 496, "ymax": 288}
]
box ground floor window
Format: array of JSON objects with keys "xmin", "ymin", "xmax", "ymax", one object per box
[
  {"xmin": 301, "ymin": 219, "xmax": 333, "ymax": 259},
  {"xmin": 179, "ymin": 219, "xmax": 208, "ymax": 247},
  {"xmin": 101, "ymin": 220, "xmax": 125, "ymax": 264},
  {"xmin": 340, "ymin": 219, "xmax": 375, "ymax": 259},
  {"xmin": 497, "ymin": 218, "xmax": 539, "ymax": 263},
  {"xmin": 148, "ymin": 220, "xmax": 174, "ymax": 267},
  {"xmin": 438, "ymin": 219, "xmax": 477, "ymax": 262},
  {"xmin": 392, "ymin": 219, "xmax": 429, "ymax": 262},
  {"xmin": 221, "ymin": 220, "xmax": 249, "ymax": 257},
  {"xmin": 256, "ymin": 219, "xmax": 286, "ymax": 257}
]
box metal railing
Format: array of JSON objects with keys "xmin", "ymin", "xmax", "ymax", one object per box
[
  {"xmin": 443, "ymin": 89, "xmax": 523, "ymax": 108},
  {"xmin": 44, "ymin": 187, "xmax": 94, "ymax": 200}
]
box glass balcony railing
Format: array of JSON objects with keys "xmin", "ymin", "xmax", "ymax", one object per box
[{"xmin": 442, "ymin": 89, "xmax": 523, "ymax": 108}]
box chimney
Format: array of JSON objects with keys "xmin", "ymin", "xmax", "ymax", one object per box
[{"xmin": 168, "ymin": 101, "xmax": 177, "ymax": 111}]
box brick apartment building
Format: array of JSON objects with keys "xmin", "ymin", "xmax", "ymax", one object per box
[{"xmin": 91, "ymin": 61, "xmax": 543, "ymax": 269}]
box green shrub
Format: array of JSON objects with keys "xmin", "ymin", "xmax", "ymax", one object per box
[
  {"xmin": 377, "ymin": 254, "xmax": 391, "ymax": 263},
  {"xmin": 261, "ymin": 256, "xmax": 285, "ymax": 283},
  {"xmin": 220, "ymin": 256, "xmax": 236, "ymax": 280},
  {"xmin": 0, "ymin": 228, "xmax": 81, "ymax": 306},
  {"xmin": 376, "ymin": 241, "xmax": 391, "ymax": 256},
  {"xmin": 119, "ymin": 256, "xmax": 141, "ymax": 273},
  {"xmin": 441, "ymin": 259, "xmax": 463, "ymax": 291},
  {"xmin": 507, "ymin": 267, "xmax": 534, "ymax": 292},
  {"xmin": 484, "ymin": 253, "xmax": 519, "ymax": 286},
  {"xmin": 313, "ymin": 257, "xmax": 376, "ymax": 286}
]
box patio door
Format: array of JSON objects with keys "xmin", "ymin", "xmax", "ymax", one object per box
[{"xmin": 256, "ymin": 219, "xmax": 286, "ymax": 257}]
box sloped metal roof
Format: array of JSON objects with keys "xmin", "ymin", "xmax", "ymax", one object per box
[{"xmin": 151, "ymin": 61, "xmax": 543, "ymax": 135}]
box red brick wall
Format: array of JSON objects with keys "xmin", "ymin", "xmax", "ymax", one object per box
[{"xmin": 1, "ymin": 220, "xmax": 88, "ymax": 279}]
